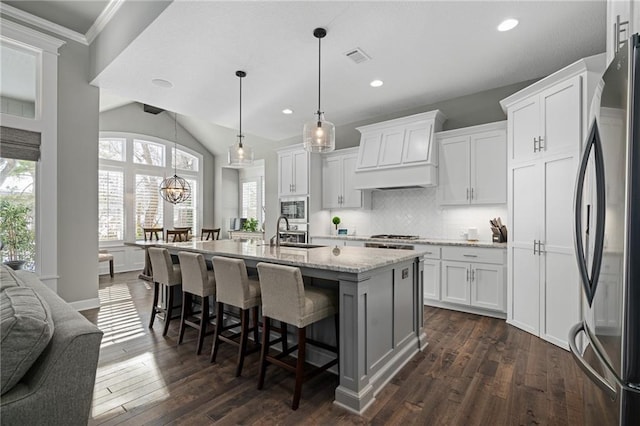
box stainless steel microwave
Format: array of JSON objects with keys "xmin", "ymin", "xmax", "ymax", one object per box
[{"xmin": 279, "ymin": 197, "xmax": 307, "ymax": 223}]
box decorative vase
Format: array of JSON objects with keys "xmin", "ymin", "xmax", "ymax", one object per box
[{"xmin": 4, "ymin": 260, "xmax": 26, "ymax": 270}]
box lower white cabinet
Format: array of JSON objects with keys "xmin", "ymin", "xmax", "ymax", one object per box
[{"xmin": 424, "ymin": 245, "xmax": 507, "ymax": 317}]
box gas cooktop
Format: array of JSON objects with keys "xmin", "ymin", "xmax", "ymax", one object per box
[{"xmin": 370, "ymin": 234, "xmax": 420, "ymax": 240}]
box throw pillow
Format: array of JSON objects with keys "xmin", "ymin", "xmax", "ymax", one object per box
[
  {"xmin": 0, "ymin": 264, "xmax": 23, "ymax": 292},
  {"xmin": 0, "ymin": 286, "xmax": 54, "ymax": 394}
]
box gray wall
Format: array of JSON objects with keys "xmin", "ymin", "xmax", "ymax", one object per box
[
  {"xmin": 57, "ymin": 40, "xmax": 100, "ymax": 304},
  {"xmin": 99, "ymin": 103, "xmax": 216, "ymax": 228}
]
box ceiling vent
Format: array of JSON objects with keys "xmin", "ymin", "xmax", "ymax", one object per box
[
  {"xmin": 344, "ymin": 47, "xmax": 370, "ymax": 64},
  {"xmin": 143, "ymin": 104, "xmax": 164, "ymax": 114}
]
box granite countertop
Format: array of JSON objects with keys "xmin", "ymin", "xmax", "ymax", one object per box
[
  {"xmin": 310, "ymin": 235, "xmax": 507, "ymax": 249},
  {"xmin": 128, "ymin": 239, "xmax": 422, "ymax": 274}
]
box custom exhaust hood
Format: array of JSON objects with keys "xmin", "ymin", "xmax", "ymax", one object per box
[{"xmin": 352, "ymin": 110, "xmax": 446, "ymax": 190}]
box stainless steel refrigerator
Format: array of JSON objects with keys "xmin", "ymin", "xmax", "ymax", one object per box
[{"xmin": 569, "ymin": 33, "xmax": 640, "ymax": 425}]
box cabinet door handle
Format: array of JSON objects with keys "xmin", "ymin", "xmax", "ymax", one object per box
[
  {"xmin": 533, "ymin": 137, "xmax": 539, "ymax": 153},
  {"xmin": 538, "ymin": 241, "xmax": 545, "ymax": 255},
  {"xmin": 466, "ymin": 188, "xmax": 470, "ymax": 200},
  {"xmin": 463, "ymin": 254, "xmax": 477, "ymax": 258},
  {"xmin": 538, "ymin": 136, "xmax": 545, "ymax": 151},
  {"xmin": 533, "ymin": 240, "xmax": 538, "ymax": 255},
  {"xmin": 471, "ymin": 188, "xmax": 474, "ymax": 200},
  {"xmin": 471, "ymin": 269, "xmax": 475, "ymax": 282},
  {"xmin": 466, "ymin": 269, "xmax": 470, "ymax": 281}
]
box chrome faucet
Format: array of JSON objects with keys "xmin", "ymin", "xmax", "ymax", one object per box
[{"xmin": 274, "ymin": 215, "xmax": 290, "ymax": 247}]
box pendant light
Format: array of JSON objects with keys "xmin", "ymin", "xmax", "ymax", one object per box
[
  {"xmin": 159, "ymin": 112, "xmax": 192, "ymax": 204},
  {"xmin": 228, "ymin": 70, "xmax": 254, "ymax": 166},
  {"xmin": 303, "ymin": 27, "xmax": 335, "ymax": 153}
]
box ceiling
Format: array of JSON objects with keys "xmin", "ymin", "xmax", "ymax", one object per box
[
  {"xmin": 4, "ymin": 0, "xmax": 109, "ymax": 34},
  {"xmin": 5, "ymin": 1, "xmax": 606, "ymax": 143}
]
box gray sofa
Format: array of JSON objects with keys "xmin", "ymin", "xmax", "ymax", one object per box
[{"xmin": 1, "ymin": 266, "xmax": 103, "ymax": 425}]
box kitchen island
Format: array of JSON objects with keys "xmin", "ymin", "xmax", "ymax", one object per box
[{"xmin": 129, "ymin": 239, "xmax": 426, "ymax": 414}]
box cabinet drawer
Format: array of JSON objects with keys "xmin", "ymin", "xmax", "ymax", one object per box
[
  {"xmin": 441, "ymin": 246, "xmax": 505, "ymax": 264},
  {"xmin": 414, "ymin": 245, "xmax": 441, "ymax": 260}
]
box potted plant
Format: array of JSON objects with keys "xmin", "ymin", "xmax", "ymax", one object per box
[
  {"xmin": 332, "ymin": 216, "xmax": 341, "ymax": 234},
  {"xmin": 0, "ymin": 199, "xmax": 35, "ymax": 270},
  {"xmin": 243, "ymin": 217, "xmax": 260, "ymax": 232}
]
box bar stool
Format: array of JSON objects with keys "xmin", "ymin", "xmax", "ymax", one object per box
[
  {"xmin": 210, "ymin": 256, "xmax": 264, "ymax": 376},
  {"xmin": 177, "ymin": 251, "xmax": 216, "ymax": 355},
  {"xmin": 201, "ymin": 228, "xmax": 221, "ymax": 241},
  {"xmin": 148, "ymin": 247, "xmax": 182, "ymax": 337},
  {"xmin": 98, "ymin": 249, "xmax": 114, "ymax": 278},
  {"xmin": 143, "ymin": 227, "xmax": 163, "ymax": 241},
  {"xmin": 256, "ymin": 262, "xmax": 338, "ymax": 410}
]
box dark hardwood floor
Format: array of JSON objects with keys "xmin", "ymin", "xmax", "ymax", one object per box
[{"xmin": 81, "ymin": 271, "xmax": 611, "ymax": 425}]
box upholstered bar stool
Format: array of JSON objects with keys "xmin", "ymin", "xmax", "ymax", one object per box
[
  {"xmin": 148, "ymin": 247, "xmax": 182, "ymax": 337},
  {"xmin": 210, "ymin": 256, "xmax": 264, "ymax": 376},
  {"xmin": 201, "ymin": 228, "xmax": 221, "ymax": 241},
  {"xmin": 177, "ymin": 251, "xmax": 216, "ymax": 354},
  {"xmin": 256, "ymin": 262, "xmax": 338, "ymax": 410},
  {"xmin": 98, "ymin": 249, "xmax": 114, "ymax": 278}
]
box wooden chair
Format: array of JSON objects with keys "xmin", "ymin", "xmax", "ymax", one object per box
[
  {"xmin": 201, "ymin": 228, "xmax": 221, "ymax": 241},
  {"xmin": 256, "ymin": 262, "xmax": 338, "ymax": 410},
  {"xmin": 177, "ymin": 251, "xmax": 216, "ymax": 355},
  {"xmin": 166, "ymin": 229, "xmax": 190, "ymax": 242},
  {"xmin": 98, "ymin": 249, "xmax": 114, "ymax": 278},
  {"xmin": 148, "ymin": 247, "xmax": 182, "ymax": 336},
  {"xmin": 143, "ymin": 227, "xmax": 163, "ymax": 241}
]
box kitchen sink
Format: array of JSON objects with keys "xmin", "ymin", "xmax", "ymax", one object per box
[{"xmin": 278, "ymin": 243, "xmax": 326, "ymax": 249}]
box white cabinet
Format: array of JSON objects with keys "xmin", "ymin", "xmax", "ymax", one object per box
[
  {"xmin": 606, "ymin": 0, "xmax": 637, "ymax": 65},
  {"xmin": 437, "ymin": 121, "xmax": 507, "ymax": 205},
  {"xmin": 416, "ymin": 245, "xmax": 441, "ymax": 302},
  {"xmin": 440, "ymin": 247, "xmax": 506, "ymax": 313},
  {"xmin": 321, "ymin": 148, "xmax": 369, "ymax": 209},
  {"xmin": 278, "ymin": 147, "xmax": 309, "ymax": 196},
  {"xmin": 500, "ymin": 54, "xmax": 606, "ymax": 350}
]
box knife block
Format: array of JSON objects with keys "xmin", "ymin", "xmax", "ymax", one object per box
[{"xmin": 492, "ymin": 226, "xmax": 507, "ymax": 243}]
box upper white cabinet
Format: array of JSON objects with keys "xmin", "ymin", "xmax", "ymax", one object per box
[
  {"xmin": 352, "ymin": 110, "xmax": 447, "ymax": 189},
  {"xmin": 606, "ymin": 0, "xmax": 637, "ymax": 65},
  {"xmin": 278, "ymin": 146, "xmax": 309, "ymax": 196},
  {"xmin": 321, "ymin": 147, "xmax": 370, "ymax": 209},
  {"xmin": 500, "ymin": 53, "xmax": 606, "ymax": 350},
  {"xmin": 437, "ymin": 121, "xmax": 507, "ymax": 205}
]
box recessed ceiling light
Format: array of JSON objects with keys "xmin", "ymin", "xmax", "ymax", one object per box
[
  {"xmin": 151, "ymin": 78, "xmax": 173, "ymax": 88},
  {"xmin": 282, "ymin": 108, "xmax": 294, "ymax": 115},
  {"xmin": 497, "ymin": 18, "xmax": 518, "ymax": 32},
  {"xmin": 370, "ymin": 80, "xmax": 384, "ymax": 88}
]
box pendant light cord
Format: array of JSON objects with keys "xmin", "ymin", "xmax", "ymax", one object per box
[
  {"xmin": 317, "ymin": 35, "xmax": 322, "ymax": 115},
  {"xmin": 173, "ymin": 112, "xmax": 178, "ymax": 175},
  {"xmin": 239, "ymin": 73, "xmax": 243, "ymax": 146}
]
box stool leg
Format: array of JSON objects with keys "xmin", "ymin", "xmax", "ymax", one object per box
[
  {"xmin": 210, "ymin": 302, "xmax": 224, "ymax": 363},
  {"xmin": 292, "ymin": 327, "xmax": 306, "ymax": 410},
  {"xmin": 149, "ymin": 282, "xmax": 159, "ymax": 329},
  {"xmin": 257, "ymin": 317, "xmax": 271, "ymax": 390},
  {"xmin": 178, "ymin": 292, "xmax": 190, "ymax": 345},
  {"xmin": 163, "ymin": 285, "xmax": 174, "ymax": 337},
  {"xmin": 236, "ymin": 308, "xmax": 250, "ymax": 377},
  {"xmin": 281, "ymin": 321, "xmax": 288, "ymax": 353},
  {"xmin": 197, "ymin": 296, "xmax": 209, "ymax": 355},
  {"xmin": 109, "ymin": 259, "xmax": 114, "ymax": 278},
  {"xmin": 252, "ymin": 306, "xmax": 260, "ymax": 344}
]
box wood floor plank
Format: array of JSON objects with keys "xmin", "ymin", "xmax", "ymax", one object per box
[{"xmin": 81, "ymin": 272, "xmax": 610, "ymax": 425}]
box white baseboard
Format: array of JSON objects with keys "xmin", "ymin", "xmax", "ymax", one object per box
[{"xmin": 69, "ymin": 297, "xmax": 100, "ymax": 312}]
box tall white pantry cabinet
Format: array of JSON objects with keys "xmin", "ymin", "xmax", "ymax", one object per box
[{"xmin": 499, "ymin": 53, "xmax": 606, "ymax": 350}]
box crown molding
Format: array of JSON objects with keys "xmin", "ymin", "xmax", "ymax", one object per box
[
  {"xmin": 0, "ymin": 3, "xmax": 87, "ymax": 45},
  {"xmin": 0, "ymin": 18, "xmax": 66, "ymax": 53},
  {"xmin": 85, "ymin": 0, "xmax": 125, "ymax": 45}
]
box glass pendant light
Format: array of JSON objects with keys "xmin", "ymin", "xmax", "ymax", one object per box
[
  {"xmin": 159, "ymin": 112, "xmax": 192, "ymax": 204},
  {"xmin": 228, "ymin": 70, "xmax": 254, "ymax": 166},
  {"xmin": 303, "ymin": 27, "xmax": 335, "ymax": 153}
]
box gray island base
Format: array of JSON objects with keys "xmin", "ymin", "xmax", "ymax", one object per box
[{"xmin": 129, "ymin": 239, "xmax": 427, "ymax": 414}]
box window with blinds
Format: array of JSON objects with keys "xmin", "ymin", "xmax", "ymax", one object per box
[
  {"xmin": 241, "ymin": 180, "xmax": 259, "ymax": 222},
  {"xmin": 173, "ymin": 179, "xmax": 196, "ymax": 230},
  {"xmin": 98, "ymin": 169, "xmax": 124, "ymax": 241},
  {"xmin": 135, "ymin": 174, "xmax": 164, "ymax": 239}
]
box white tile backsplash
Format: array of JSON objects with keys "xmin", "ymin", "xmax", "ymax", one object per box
[{"xmin": 319, "ymin": 187, "xmax": 507, "ymax": 242}]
